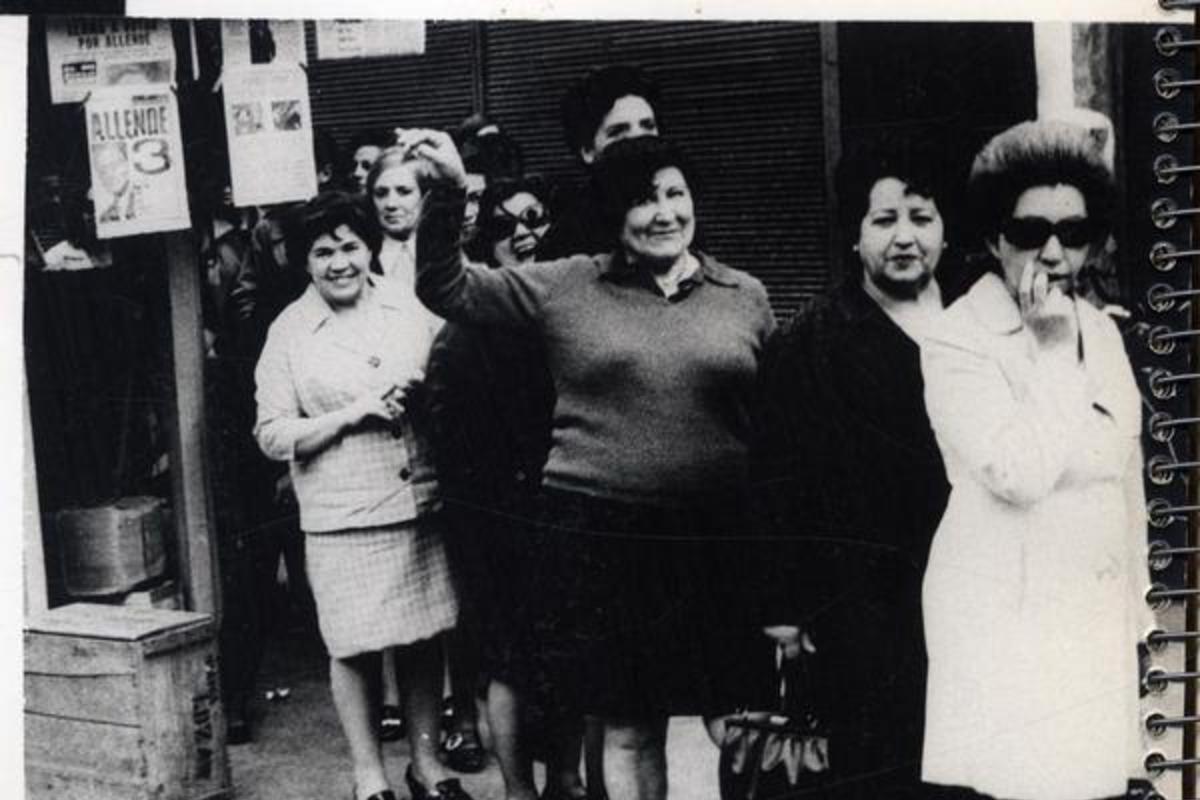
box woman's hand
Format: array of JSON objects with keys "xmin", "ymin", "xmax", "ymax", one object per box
[
  {"xmin": 762, "ymin": 625, "xmax": 810, "ymax": 661},
  {"xmin": 394, "ymin": 127, "xmax": 467, "ymax": 190},
  {"xmin": 342, "ymin": 393, "xmax": 395, "ymax": 428},
  {"xmin": 290, "ymin": 387, "xmax": 404, "ymax": 461},
  {"xmin": 1017, "ymin": 260, "xmax": 1080, "ymax": 354}
]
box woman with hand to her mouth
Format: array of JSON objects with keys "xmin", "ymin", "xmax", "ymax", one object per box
[
  {"xmin": 919, "ymin": 120, "xmax": 1150, "ymax": 800},
  {"xmin": 407, "ymin": 129, "xmax": 774, "ymax": 800},
  {"xmin": 254, "ymin": 192, "xmax": 468, "ymax": 800}
]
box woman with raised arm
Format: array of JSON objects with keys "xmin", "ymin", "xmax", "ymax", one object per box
[{"xmin": 407, "ymin": 129, "xmax": 774, "ymax": 800}]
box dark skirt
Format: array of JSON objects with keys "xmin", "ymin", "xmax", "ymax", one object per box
[
  {"xmin": 513, "ymin": 486, "xmax": 776, "ymax": 719},
  {"xmin": 442, "ymin": 492, "xmax": 543, "ymax": 686}
]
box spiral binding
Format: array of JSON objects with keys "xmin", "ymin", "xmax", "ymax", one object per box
[{"xmin": 1143, "ymin": 15, "xmax": 1197, "ymax": 800}]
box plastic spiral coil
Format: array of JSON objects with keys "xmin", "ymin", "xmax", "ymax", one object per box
[{"xmin": 1143, "ymin": 13, "xmax": 1198, "ymax": 800}]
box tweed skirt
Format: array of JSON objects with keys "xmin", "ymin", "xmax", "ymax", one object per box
[{"xmin": 305, "ymin": 516, "xmax": 459, "ymax": 659}]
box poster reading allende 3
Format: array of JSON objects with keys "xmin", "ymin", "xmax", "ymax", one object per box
[
  {"xmin": 85, "ymin": 87, "xmax": 191, "ymax": 239},
  {"xmin": 46, "ymin": 18, "xmax": 175, "ymax": 105},
  {"xmin": 223, "ymin": 64, "xmax": 317, "ymax": 207}
]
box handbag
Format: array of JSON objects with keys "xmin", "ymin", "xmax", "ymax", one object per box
[{"xmin": 718, "ymin": 643, "xmax": 830, "ymax": 800}]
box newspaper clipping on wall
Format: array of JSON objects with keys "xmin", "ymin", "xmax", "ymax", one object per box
[{"xmin": 45, "ymin": 18, "xmax": 175, "ymax": 105}]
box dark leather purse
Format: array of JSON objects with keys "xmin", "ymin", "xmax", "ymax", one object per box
[{"xmin": 718, "ymin": 644, "xmax": 830, "ymax": 800}]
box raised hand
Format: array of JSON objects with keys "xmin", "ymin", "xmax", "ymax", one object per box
[
  {"xmin": 393, "ymin": 127, "xmax": 467, "ymax": 189},
  {"xmin": 1017, "ymin": 260, "xmax": 1080, "ymax": 354}
]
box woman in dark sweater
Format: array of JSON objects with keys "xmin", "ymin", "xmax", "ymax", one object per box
[{"xmin": 407, "ymin": 130, "xmax": 775, "ymax": 800}]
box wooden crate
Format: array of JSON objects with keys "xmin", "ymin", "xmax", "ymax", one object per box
[{"xmin": 25, "ymin": 604, "xmax": 231, "ymax": 800}]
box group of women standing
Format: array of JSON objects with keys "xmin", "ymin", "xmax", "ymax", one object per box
[{"xmin": 253, "ymin": 107, "xmax": 1150, "ymax": 800}]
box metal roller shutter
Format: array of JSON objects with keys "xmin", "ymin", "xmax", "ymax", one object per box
[
  {"xmin": 481, "ymin": 21, "xmax": 831, "ymax": 316},
  {"xmin": 303, "ymin": 21, "xmax": 479, "ymax": 153}
]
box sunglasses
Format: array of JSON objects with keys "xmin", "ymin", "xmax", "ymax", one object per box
[
  {"xmin": 487, "ymin": 205, "xmax": 551, "ymax": 240},
  {"xmin": 1000, "ymin": 216, "xmax": 1099, "ymax": 250}
]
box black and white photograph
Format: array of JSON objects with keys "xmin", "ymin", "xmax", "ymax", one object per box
[{"xmin": 11, "ymin": 5, "xmax": 1198, "ymax": 800}]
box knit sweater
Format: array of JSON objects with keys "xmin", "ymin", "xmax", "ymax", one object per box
[{"xmin": 416, "ymin": 187, "xmax": 775, "ymax": 506}]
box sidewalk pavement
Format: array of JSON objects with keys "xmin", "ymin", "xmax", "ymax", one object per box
[{"xmin": 227, "ymin": 629, "xmax": 721, "ymax": 800}]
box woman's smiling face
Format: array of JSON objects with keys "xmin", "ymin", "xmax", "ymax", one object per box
[
  {"xmin": 491, "ymin": 191, "xmax": 551, "ymax": 267},
  {"xmin": 619, "ymin": 166, "xmax": 695, "ymax": 272},
  {"xmin": 306, "ymin": 224, "xmax": 372, "ymax": 308}
]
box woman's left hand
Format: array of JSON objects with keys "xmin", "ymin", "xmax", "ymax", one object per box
[
  {"xmin": 762, "ymin": 625, "xmax": 808, "ymax": 660},
  {"xmin": 394, "ymin": 128, "xmax": 467, "ymax": 190}
]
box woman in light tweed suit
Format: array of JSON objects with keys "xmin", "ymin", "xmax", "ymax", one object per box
[{"xmin": 255, "ymin": 192, "xmax": 470, "ymax": 800}]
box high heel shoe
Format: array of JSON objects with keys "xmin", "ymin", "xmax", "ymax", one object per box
[
  {"xmin": 379, "ymin": 704, "xmax": 406, "ymax": 742},
  {"xmin": 349, "ymin": 786, "xmax": 398, "ymax": 800},
  {"xmin": 405, "ymin": 764, "xmax": 473, "ymax": 800}
]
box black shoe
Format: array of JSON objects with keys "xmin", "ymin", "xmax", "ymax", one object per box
[
  {"xmin": 379, "ymin": 704, "xmax": 405, "ymax": 742},
  {"xmin": 226, "ymin": 716, "xmax": 252, "ymax": 746},
  {"xmin": 405, "ymin": 764, "xmax": 474, "ymax": 800},
  {"xmin": 350, "ymin": 788, "xmax": 398, "ymax": 800},
  {"xmin": 440, "ymin": 728, "xmax": 487, "ymax": 774}
]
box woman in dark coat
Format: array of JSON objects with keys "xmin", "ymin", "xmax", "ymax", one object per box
[
  {"xmin": 752, "ymin": 136, "xmax": 956, "ymax": 800},
  {"xmin": 427, "ymin": 176, "xmax": 595, "ymax": 800}
]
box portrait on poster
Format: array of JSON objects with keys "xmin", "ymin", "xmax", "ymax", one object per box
[
  {"xmin": 84, "ymin": 86, "xmax": 190, "ymax": 238},
  {"xmin": 221, "ymin": 19, "xmax": 307, "ymax": 67}
]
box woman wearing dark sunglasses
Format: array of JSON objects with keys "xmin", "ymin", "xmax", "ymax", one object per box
[
  {"xmin": 467, "ymin": 177, "xmax": 553, "ymax": 267},
  {"xmin": 428, "ymin": 177, "xmax": 601, "ymax": 800},
  {"xmin": 919, "ymin": 120, "xmax": 1150, "ymax": 800}
]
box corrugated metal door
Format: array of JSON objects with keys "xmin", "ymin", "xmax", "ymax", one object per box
[{"xmin": 303, "ymin": 21, "xmax": 479, "ymax": 150}]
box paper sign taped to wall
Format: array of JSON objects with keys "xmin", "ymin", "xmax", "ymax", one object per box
[
  {"xmin": 47, "ymin": 18, "xmax": 176, "ymax": 105},
  {"xmin": 85, "ymin": 86, "xmax": 191, "ymax": 238},
  {"xmin": 223, "ymin": 65, "xmax": 317, "ymax": 207},
  {"xmin": 315, "ymin": 19, "xmax": 425, "ymax": 59}
]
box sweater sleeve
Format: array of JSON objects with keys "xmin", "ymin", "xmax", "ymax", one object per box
[{"xmin": 416, "ymin": 186, "xmax": 577, "ymax": 328}]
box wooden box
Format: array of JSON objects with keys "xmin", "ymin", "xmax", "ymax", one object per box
[
  {"xmin": 54, "ymin": 496, "xmax": 168, "ymax": 597},
  {"xmin": 25, "ymin": 604, "xmax": 230, "ymax": 800}
]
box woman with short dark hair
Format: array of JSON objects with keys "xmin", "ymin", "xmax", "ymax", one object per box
[
  {"xmin": 751, "ymin": 132, "xmax": 956, "ymax": 800},
  {"xmin": 255, "ymin": 191, "xmax": 470, "ymax": 800},
  {"xmin": 408, "ymin": 130, "xmax": 774, "ymax": 800},
  {"xmin": 920, "ymin": 120, "xmax": 1150, "ymax": 800}
]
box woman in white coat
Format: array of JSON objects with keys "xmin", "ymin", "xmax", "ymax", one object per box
[{"xmin": 919, "ymin": 120, "xmax": 1153, "ymax": 800}]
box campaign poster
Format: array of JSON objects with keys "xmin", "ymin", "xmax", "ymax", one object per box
[
  {"xmin": 314, "ymin": 20, "xmax": 425, "ymax": 60},
  {"xmin": 223, "ymin": 65, "xmax": 317, "ymax": 207},
  {"xmin": 46, "ymin": 18, "xmax": 176, "ymax": 105},
  {"xmin": 85, "ymin": 87, "xmax": 191, "ymax": 238},
  {"xmin": 221, "ymin": 19, "xmax": 307, "ymax": 68}
]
